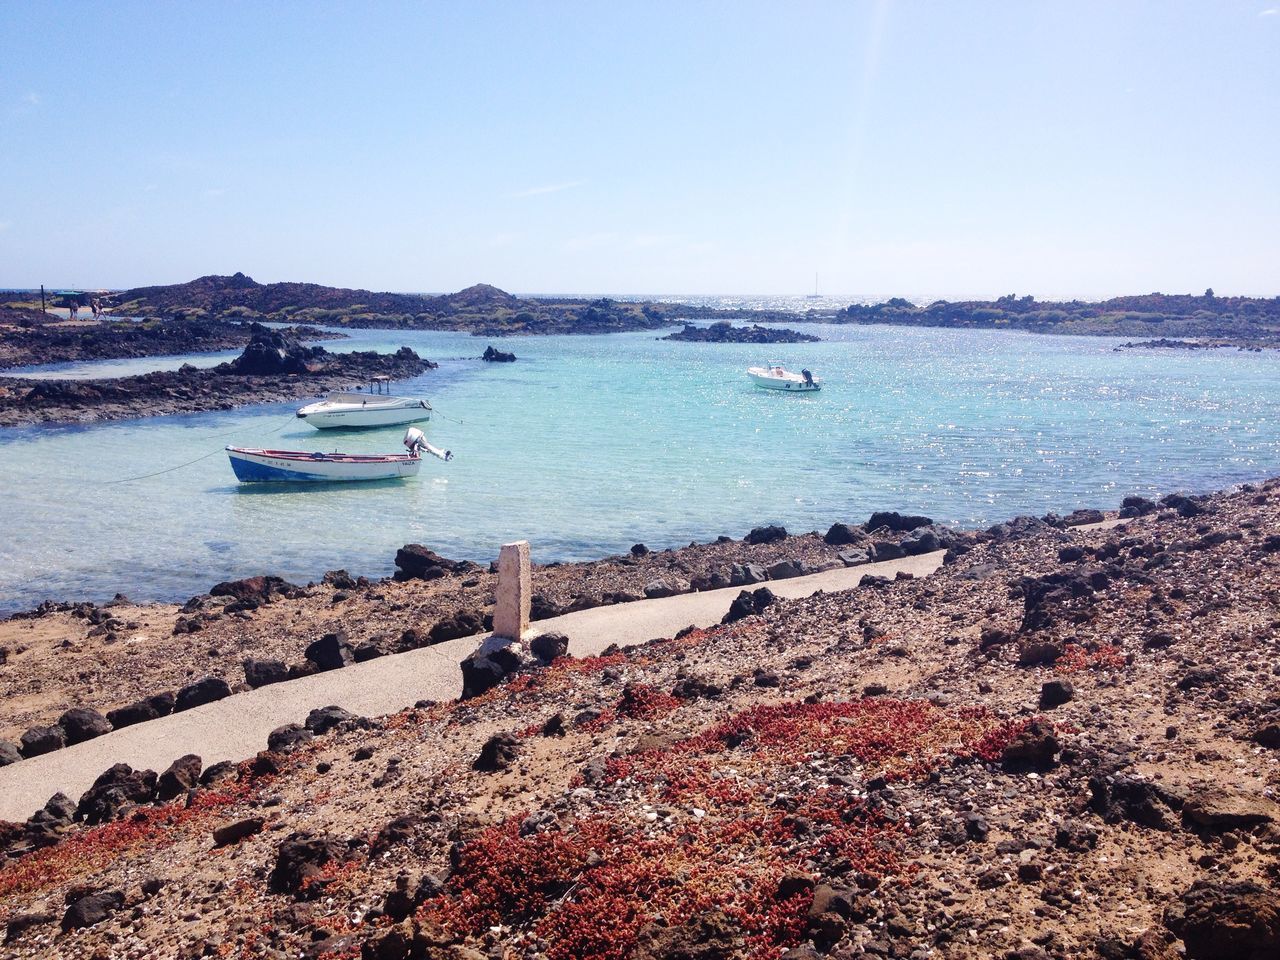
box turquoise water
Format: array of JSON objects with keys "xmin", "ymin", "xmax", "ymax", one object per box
[{"xmin": 1, "ymin": 323, "xmax": 1278, "ymax": 613}]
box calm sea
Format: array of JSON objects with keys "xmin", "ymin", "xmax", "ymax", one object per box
[{"xmin": 1, "ymin": 308, "xmax": 1277, "ymax": 613}]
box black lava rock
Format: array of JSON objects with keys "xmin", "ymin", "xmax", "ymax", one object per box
[
  {"xmin": 174, "ymin": 676, "xmax": 232, "ymax": 712},
  {"xmin": 867, "ymin": 511, "xmax": 932, "ymax": 533},
  {"xmin": 1039, "ymin": 679, "xmax": 1075, "ymax": 709},
  {"xmin": 243, "ymin": 658, "xmax": 289, "ymax": 688},
  {"xmin": 474, "ymin": 732, "xmax": 521, "ymax": 772},
  {"xmin": 57, "ymin": 707, "xmax": 112, "ymax": 745},
  {"xmin": 19, "ymin": 725, "xmax": 66, "ymax": 758},
  {"xmin": 744, "ymin": 524, "xmax": 787, "ymax": 544},
  {"xmin": 155, "ymin": 754, "xmax": 203, "ymax": 801},
  {"xmin": 305, "ymin": 631, "xmax": 355, "ymax": 671},
  {"xmin": 61, "ymin": 890, "xmax": 124, "ymax": 931}
]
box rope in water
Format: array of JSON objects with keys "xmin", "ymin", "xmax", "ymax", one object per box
[{"xmin": 102, "ymin": 413, "xmax": 298, "ymax": 484}]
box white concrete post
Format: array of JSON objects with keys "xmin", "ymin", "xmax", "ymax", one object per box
[{"xmin": 492, "ymin": 540, "xmax": 531, "ymax": 640}]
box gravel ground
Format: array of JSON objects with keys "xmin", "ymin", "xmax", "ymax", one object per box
[{"xmin": 1, "ymin": 482, "xmax": 1277, "ymax": 959}]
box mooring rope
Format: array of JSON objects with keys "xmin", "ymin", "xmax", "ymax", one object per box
[
  {"xmin": 432, "ymin": 406, "xmax": 465, "ymax": 425},
  {"xmin": 102, "ymin": 413, "xmax": 298, "ymax": 484}
]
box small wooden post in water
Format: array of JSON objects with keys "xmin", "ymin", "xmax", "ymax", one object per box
[{"xmin": 492, "ymin": 541, "xmax": 531, "ymax": 640}]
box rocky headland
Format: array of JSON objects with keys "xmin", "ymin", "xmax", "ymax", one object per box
[
  {"xmin": 834, "ymin": 291, "xmax": 1280, "ymax": 344},
  {"xmin": 0, "ymin": 310, "xmax": 342, "ymax": 371},
  {"xmin": 0, "ymin": 324, "xmax": 434, "ymax": 427},
  {"xmin": 662, "ymin": 322, "xmax": 822, "ymax": 344},
  {"xmin": 1, "ymin": 481, "xmax": 1278, "ymax": 958},
  {"xmin": 28, "ymin": 275, "xmax": 1275, "ymax": 347},
  {"xmin": 100, "ymin": 274, "xmax": 752, "ymax": 337}
]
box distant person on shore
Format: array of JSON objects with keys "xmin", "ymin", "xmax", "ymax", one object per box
[
  {"xmin": 91, "ymin": 298, "xmax": 102, "ymax": 320},
  {"xmin": 69, "ymin": 301, "xmax": 79, "ymax": 321}
]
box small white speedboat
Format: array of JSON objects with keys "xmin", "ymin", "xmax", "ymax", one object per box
[
  {"xmin": 296, "ymin": 377, "xmax": 432, "ymax": 429},
  {"xmin": 747, "ymin": 365, "xmax": 821, "ymax": 392},
  {"xmin": 226, "ymin": 447, "xmax": 423, "ymax": 483}
]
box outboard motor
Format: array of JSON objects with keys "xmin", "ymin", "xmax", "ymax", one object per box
[
  {"xmin": 802, "ymin": 368, "xmax": 814, "ymax": 385},
  {"xmin": 403, "ymin": 426, "xmax": 427, "ymax": 456}
]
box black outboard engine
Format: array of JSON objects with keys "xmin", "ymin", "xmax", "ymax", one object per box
[{"xmin": 802, "ymin": 368, "xmax": 814, "ymax": 385}]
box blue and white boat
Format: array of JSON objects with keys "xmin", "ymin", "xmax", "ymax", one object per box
[{"xmin": 226, "ymin": 446, "xmax": 423, "ymax": 483}]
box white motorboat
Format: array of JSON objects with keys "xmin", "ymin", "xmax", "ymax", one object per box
[
  {"xmin": 747, "ymin": 365, "xmax": 821, "ymax": 392},
  {"xmin": 296, "ymin": 377, "xmax": 432, "ymax": 429}
]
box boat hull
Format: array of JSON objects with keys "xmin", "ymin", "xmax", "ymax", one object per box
[
  {"xmin": 747, "ymin": 368, "xmax": 821, "ymax": 392},
  {"xmin": 296, "ymin": 395, "xmax": 432, "ymax": 429},
  {"xmin": 226, "ymin": 447, "xmax": 422, "ymax": 483}
]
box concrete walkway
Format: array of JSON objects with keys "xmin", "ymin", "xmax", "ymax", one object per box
[{"xmin": 0, "ymin": 551, "xmax": 943, "ymax": 821}]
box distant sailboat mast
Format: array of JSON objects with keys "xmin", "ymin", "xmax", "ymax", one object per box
[{"xmin": 806, "ymin": 272, "xmax": 821, "ymax": 299}]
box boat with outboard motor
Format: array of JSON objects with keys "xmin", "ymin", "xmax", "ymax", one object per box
[
  {"xmin": 747, "ymin": 365, "xmax": 821, "ymax": 392},
  {"xmin": 295, "ymin": 376, "xmax": 432, "ymax": 429},
  {"xmin": 226, "ymin": 427, "xmax": 452, "ymax": 483}
]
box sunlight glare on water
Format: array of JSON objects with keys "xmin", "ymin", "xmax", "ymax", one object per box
[{"xmin": 0, "ymin": 320, "xmax": 1277, "ymax": 612}]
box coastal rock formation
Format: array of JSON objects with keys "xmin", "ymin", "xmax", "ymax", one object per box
[
  {"xmin": 481, "ymin": 345, "xmax": 516, "ymax": 362},
  {"xmin": 393, "ymin": 544, "xmax": 471, "ymax": 581},
  {"xmin": 100, "ymin": 274, "xmax": 751, "ymax": 337},
  {"xmin": 0, "ymin": 325, "xmax": 435, "ymax": 427},
  {"xmin": 836, "ymin": 291, "xmax": 1280, "ymax": 344},
  {"xmin": 224, "ymin": 323, "xmax": 327, "ymax": 375},
  {"xmin": 0, "ymin": 312, "xmax": 341, "ymax": 370},
  {"xmin": 662, "ymin": 321, "xmax": 821, "ymax": 343}
]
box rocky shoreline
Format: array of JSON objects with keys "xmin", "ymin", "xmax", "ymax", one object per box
[
  {"xmin": 0, "ymin": 324, "xmax": 433, "ymax": 427},
  {"xmin": 662, "ymin": 322, "xmax": 822, "ymax": 344},
  {"xmin": 1, "ymin": 483, "xmax": 1279, "ymax": 959},
  {"xmin": 1117, "ymin": 337, "xmax": 1272, "ymax": 352},
  {"xmin": 0, "ymin": 310, "xmax": 341, "ymax": 370}
]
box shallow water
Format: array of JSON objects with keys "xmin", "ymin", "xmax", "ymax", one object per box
[{"xmin": 1, "ymin": 322, "xmax": 1277, "ymax": 613}]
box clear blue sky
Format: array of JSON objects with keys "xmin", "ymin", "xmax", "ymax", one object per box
[{"xmin": 1, "ymin": 1, "xmax": 1276, "ymax": 299}]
